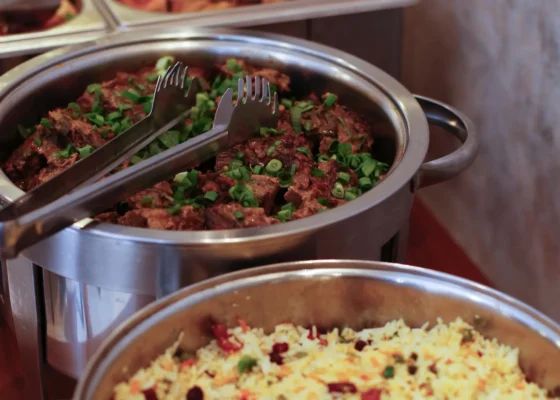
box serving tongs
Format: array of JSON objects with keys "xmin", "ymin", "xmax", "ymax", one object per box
[{"xmin": 0, "ymin": 73, "xmax": 278, "ymax": 259}]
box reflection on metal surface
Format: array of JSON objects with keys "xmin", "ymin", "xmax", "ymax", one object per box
[{"xmin": 43, "ymin": 270, "xmax": 154, "ymax": 377}]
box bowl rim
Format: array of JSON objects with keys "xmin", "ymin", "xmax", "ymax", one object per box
[
  {"xmin": 0, "ymin": 27, "xmax": 429, "ymax": 246},
  {"xmin": 74, "ymin": 259, "xmax": 560, "ymax": 400}
]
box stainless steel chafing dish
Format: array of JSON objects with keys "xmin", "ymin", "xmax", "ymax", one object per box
[
  {"xmin": 0, "ymin": 0, "xmax": 108, "ymax": 59},
  {"xmin": 0, "ymin": 27, "xmax": 476, "ymax": 399},
  {"xmin": 98, "ymin": 0, "xmax": 417, "ymax": 29},
  {"xmin": 73, "ymin": 260, "xmax": 560, "ymax": 399}
]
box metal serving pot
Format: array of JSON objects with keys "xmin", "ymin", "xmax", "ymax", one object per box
[
  {"xmin": 74, "ymin": 260, "xmax": 560, "ymax": 399},
  {"xmin": 0, "ymin": 28, "xmax": 477, "ymax": 378}
]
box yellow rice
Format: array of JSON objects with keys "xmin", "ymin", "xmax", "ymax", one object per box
[{"xmin": 113, "ymin": 317, "xmax": 558, "ymax": 399}]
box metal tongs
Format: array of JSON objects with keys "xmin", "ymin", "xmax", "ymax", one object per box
[{"xmin": 0, "ymin": 64, "xmax": 278, "ymax": 259}]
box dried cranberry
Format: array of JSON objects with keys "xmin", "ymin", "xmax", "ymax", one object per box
[
  {"xmin": 186, "ymin": 386, "xmax": 204, "ymax": 400},
  {"xmin": 354, "ymin": 340, "xmax": 367, "ymax": 351},
  {"xmin": 408, "ymin": 365, "xmax": 417, "ymax": 375},
  {"xmin": 410, "ymin": 352, "xmax": 418, "ymax": 361},
  {"xmin": 142, "ymin": 388, "xmax": 158, "ymax": 400},
  {"xmin": 269, "ymin": 352, "xmax": 284, "ymax": 365},
  {"xmin": 361, "ymin": 388, "xmax": 382, "ymax": 400},
  {"xmin": 327, "ymin": 382, "xmax": 357, "ymax": 393},
  {"xmin": 272, "ymin": 342, "xmax": 289, "ymax": 353},
  {"xmin": 211, "ymin": 324, "xmax": 243, "ymax": 352}
]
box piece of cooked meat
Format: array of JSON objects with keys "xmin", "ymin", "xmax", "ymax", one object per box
[
  {"xmin": 118, "ymin": 206, "xmax": 205, "ymax": 230},
  {"xmin": 205, "ymin": 203, "xmax": 278, "ymax": 230}
]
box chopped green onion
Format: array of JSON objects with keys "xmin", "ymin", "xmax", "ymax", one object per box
[
  {"xmin": 303, "ymin": 121, "xmax": 312, "ymax": 132},
  {"xmin": 317, "ymin": 198, "xmax": 329, "ymax": 207},
  {"xmin": 327, "ymin": 139, "xmax": 340, "ymax": 155},
  {"xmin": 146, "ymin": 72, "xmax": 160, "ymax": 83},
  {"xmin": 226, "ymin": 58, "xmax": 243, "ymax": 73},
  {"xmin": 347, "ymin": 155, "xmax": 362, "ymax": 170},
  {"xmin": 34, "ymin": 136, "xmax": 42, "ymax": 146},
  {"xmin": 260, "ymin": 127, "xmax": 281, "ymax": 137},
  {"xmin": 118, "ymin": 103, "xmax": 133, "ymax": 112},
  {"xmin": 266, "ymin": 140, "xmax": 282, "ymax": 156},
  {"xmin": 338, "ymin": 142, "xmax": 352, "ymax": 156},
  {"xmin": 204, "ymin": 191, "xmax": 218, "ymax": 202},
  {"xmin": 265, "ymin": 159, "xmax": 282, "ymax": 174},
  {"xmin": 383, "ymin": 366, "xmax": 395, "ymax": 379},
  {"xmin": 156, "ymin": 56, "xmax": 174, "ymax": 72},
  {"xmin": 135, "ymin": 84, "xmax": 146, "ymax": 92},
  {"xmin": 338, "ymin": 172, "xmax": 351, "ymax": 185},
  {"xmin": 141, "ymin": 196, "xmax": 152, "ymax": 206},
  {"xmin": 122, "ymin": 89, "xmax": 142, "ymax": 103},
  {"xmin": 149, "ymin": 142, "xmax": 162, "ymax": 156},
  {"xmin": 317, "ymin": 154, "xmax": 330, "ymax": 163},
  {"xmin": 361, "ymin": 158, "xmax": 378, "ymax": 177},
  {"xmin": 167, "ymin": 203, "xmax": 181, "ymax": 216},
  {"xmin": 296, "ymin": 147, "xmax": 311, "ymax": 158},
  {"xmin": 87, "ymin": 83, "xmax": 101, "ymax": 94},
  {"xmin": 107, "ymin": 111, "xmax": 121, "ymax": 122},
  {"xmin": 143, "ymin": 101, "xmax": 153, "ymax": 115},
  {"xmin": 52, "ymin": 144, "xmax": 76, "ymax": 159},
  {"xmin": 158, "ymin": 130, "xmax": 181, "ymax": 149},
  {"xmin": 235, "ymin": 151, "xmax": 245, "ymax": 160},
  {"xmin": 234, "ymin": 210, "xmax": 245, "ymax": 221},
  {"xmin": 332, "ymin": 182, "xmax": 345, "ymax": 199},
  {"xmin": 281, "ymin": 99, "xmax": 293, "ymax": 109},
  {"xmin": 290, "ymin": 106, "xmax": 302, "ymax": 133},
  {"xmin": 311, "ymin": 167, "xmax": 324, "ymax": 177},
  {"xmin": 77, "ymin": 144, "xmax": 94, "ymax": 158},
  {"xmin": 232, "ymin": 170, "xmax": 242, "ymax": 180},
  {"xmin": 344, "ymin": 191, "xmax": 357, "ymax": 201},
  {"xmin": 252, "ymin": 165, "xmax": 263, "ymax": 175},
  {"xmin": 40, "ymin": 118, "xmax": 53, "ymax": 129},
  {"xmin": 230, "ymin": 159, "xmax": 244, "ymax": 170},
  {"xmin": 229, "ymin": 183, "xmax": 258, "ymax": 208},
  {"xmin": 276, "ymin": 209, "xmax": 292, "ymax": 222},
  {"xmin": 290, "ymin": 163, "xmax": 297, "ymax": 175},
  {"xmin": 68, "ymin": 102, "xmax": 81, "ymax": 112},
  {"xmin": 127, "ymin": 77, "xmax": 135, "ymax": 84},
  {"xmin": 323, "ymin": 93, "xmax": 338, "ymax": 108},
  {"xmin": 359, "ymin": 176, "xmax": 373, "ymax": 190},
  {"xmin": 130, "ymin": 155, "xmax": 144, "ymax": 165},
  {"xmin": 277, "ymin": 171, "xmax": 293, "ymax": 188}
]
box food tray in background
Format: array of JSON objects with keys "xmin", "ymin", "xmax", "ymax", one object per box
[
  {"xmin": 98, "ymin": 0, "xmax": 417, "ymax": 29},
  {"xmin": 0, "ymin": 0, "xmax": 109, "ymax": 59}
]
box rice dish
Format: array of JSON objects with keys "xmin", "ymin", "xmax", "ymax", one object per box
[{"xmin": 113, "ymin": 318, "xmax": 558, "ymax": 399}]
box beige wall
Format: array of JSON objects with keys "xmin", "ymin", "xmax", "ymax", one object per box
[{"xmin": 402, "ymin": 0, "xmax": 560, "ymax": 321}]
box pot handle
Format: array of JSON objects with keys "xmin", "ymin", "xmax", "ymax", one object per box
[{"xmin": 415, "ymin": 95, "xmax": 478, "ymax": 189}]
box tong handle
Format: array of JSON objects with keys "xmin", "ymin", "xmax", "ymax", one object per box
[{"xmin": 0, "ymin": 125, "xmax": 228, "ymax": 259}]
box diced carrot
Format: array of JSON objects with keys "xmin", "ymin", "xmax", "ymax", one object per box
[
  {"xmin": 130, "ymin": 380, "xmax": 140, "ymax": 394},
  {"xmin": 238, "ymin": 319, "xmax": 249, "ymax": 333},
  {"xmin": 181, "ymin": 359, "xmax": 196, "ymax": 368}
]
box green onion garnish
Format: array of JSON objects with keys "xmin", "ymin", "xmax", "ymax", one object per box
[
  {"xmin": 156, "ymin": 56, "xmax": 174, "ymax": 72},
  {"xmin": 311, "ymin": 167, "xmax": 325, "ymax": 177},
  {"xmin": 18, "ymin": 125, "xmax": 31, "ymax": 139},
  {"xmin": 235, "ymin": 151, "xmax": 245, "ymax": 160},
  {"xmin": 338, "ymin": 142, "xmax": 352, "ymax": 156},
  {"xmin": 130, "ymin": 155, "xmax": 144, "ymax": 165},
  {"xmin": 277, "ymin": 171, "xmax": 293, "ymax": 188},
  {"xmin": 265, "ymin": 159, "xmax": 282, "ymax": 174},
  {"xmin": 122, "ymin": 89, "xmax": 141, "ymax": 104},
  {"xmin": 290, "ymin": 106, "xmax": 302, "ymax": 133},
  {"xmin": 317, "ymin": 154, "xmax": 330, "ymax": 163},
  {"xmin": 338, "ymin": 172, "xmax": 351, "ymax": 185},
  {"xmin": 158, "ymin": 130, "xmax": 181, "ymax": 149},
  {"xmin": 77, "ymin": 145, "xmax": 94, "ymax": 159},
  {"xmin": 141, "ymin": 196, "xmax": 152, "ymax": 206},
  {"xmin": 317, "ymin": 198, "xmax": 329, "ymax": 207},
  {"xmin": 332, "ymin": 182, "xmax": 345, "ymax": 199},
  {"xmin": 230, "ymin": 159, "xmax": 244, "ymax": 170},
  {"xmin": 34, "ymin": 136, "xmax": 42, "ymax": 146},
  {"xmin": 234, "ymin": 210, "xmax": 245, "ymax": 221},
  {"xmin": 281, "ymin": 99, "xmax": 293, "ymax": 109},
  {"xmin": 107, "ymin": 111, "xmax": 121, "ymax": 122},
  {"xmin": 52, "ymin": 144, "xmax": 76, "ymax": 159},
  {"xmin": 344, "ymin": 191, "xmax": 357, "ymax": 201},
  {"xmin": 359, "ymin": 176, "xmax": 373, "ymax": 190},
  {"xmin": 87, "ymin": 83, "xmax": 101, "ymax": 94},
  {"xmin": 252, "ymin": 165, "xmax": 263, "ymax": 175},
  {"xmin": 204, "ymin": 191, "xmax": 218, "ymax": 202},
  {"xmin": 40, "ymin": 118, "xmax": 53, "ymax": 129},
  {"xmin": 143, "ymin": 101, "xmax": 152, "ymax": 115},
  {"xmin": 146, "ymin": 72, "xmax": 160, "ymax": 83},
  {"xmin": 276, "ymin": 209, "xmax": 292, "ymax": 222},
  {"xmin": 68, "ymin": 102, "xmax": 81, "ymax": 112},
  {"xmin": 303, "ymin": 121, "xmax": 312, "ymax": 132},
  {"xmin": 167, "ymin": 204, "xmax": 181, "ymax": 216},
  {"xmin": 226, "ymin": 58, "xmax": 243, "ymax": 73},
  {"xmin": 323, "ymin": 93, "xmax": 338, "ymax": 108},
  {"xmin": 266, "ymin": 140, "xmax": 282, "ymax": 156},
  {"xmin": 296, "ymin": 147, "xmax": 311, "ymax": 158},
  {"xmin": 361, "ymin": 158, "xmax": 378, "ymax": 178}
]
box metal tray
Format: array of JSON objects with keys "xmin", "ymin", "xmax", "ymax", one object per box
[
  {"xmin": 99, "ymin": 0, "xmax": 417, "ymax": 29},
  {"xmin": 0, "ymin": 0, "xmax": 109, "ymax": 58}
]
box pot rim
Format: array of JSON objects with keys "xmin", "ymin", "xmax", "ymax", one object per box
[
  {"xmin": 0, "ymin": 27, "xmax": 429, "ymax": 246},
  {"xmin": 74, "ymin": 259, "xmax": 560, "ymax": 400}
]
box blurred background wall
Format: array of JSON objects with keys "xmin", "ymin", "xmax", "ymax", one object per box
[{"xmin": 401, "ymin": 0, "xmax": 560, "ymax": 321}]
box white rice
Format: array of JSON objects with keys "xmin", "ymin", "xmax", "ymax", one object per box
[{"xmin": 113, "ymin": 318, "xmax": 558, "ymax": 399}]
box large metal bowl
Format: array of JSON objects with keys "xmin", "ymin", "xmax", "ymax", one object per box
[
  {"xmin": 73, "ymin": 260, "xmax": 560, "ymax": 399},
  {"xmin": 0, "ymin": 28, "xmax": 477, "ymax": 378}
]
